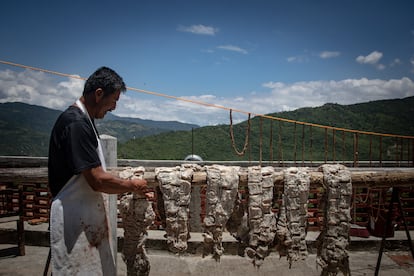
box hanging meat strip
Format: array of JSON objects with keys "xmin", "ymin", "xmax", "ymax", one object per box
[
  {"xmin": 119, "ymin": 167, "xmax": 155, "ymax": 276},
  {"xmin": 276, "ymin": 167, "xmax": 310, "ymax": 267},
  {"xmin": 244, "ymin": 166, "xmax": 276, "ymax": 267},
  {"xmin": 202, "ymin": 165, "xmax": 240, "ymax": 261},
  {"xmin": 155, "ymin": 164, "xmax": 200, "ymax": 253},
  {"xmin": 226, "ymin": 188, "xmax": 250, "ymax": 257},
  {"xmin": 316, "ymin": 164, "xmax": 352, "ymax": 276}
]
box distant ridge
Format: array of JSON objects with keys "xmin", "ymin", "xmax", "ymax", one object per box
[
  {"xmin": 1, "ymin": 97, "xmax": 413, "ymax": 159},
  {"xmin": 0, "ymin": 102, "xmax": 199, "ymax": 156},
  {"xmin": 118, "ymin": 96, "xmax": 414, "ymax": 161}
]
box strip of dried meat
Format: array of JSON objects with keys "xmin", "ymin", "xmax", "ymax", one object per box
[
  {"xmin": 316, "ymin": 164, "xmax": 352, "ymax": 276},
  {"xmin": 119, "ymin": 167, "xmax": 155, "ymax": 276},
  {"xmin": 276, "ymin": 167, "xmax": 310, "ymax": 267},
  {"xmin": 202, "ymin": 165, "xmax": 240, "ymax": 260}
]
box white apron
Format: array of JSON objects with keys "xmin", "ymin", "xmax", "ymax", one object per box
[{"xmin": 50, "ymin": 100, "xmax": 116, "ymax": 275}]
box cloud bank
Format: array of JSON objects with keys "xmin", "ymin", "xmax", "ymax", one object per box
[
  {"xmin": 1, "ymin": 69, "xmax": 413, "ymax": 126},
  {"xmin": 0, "ymin": 69, "xmax": 83, "ymax": 110}
]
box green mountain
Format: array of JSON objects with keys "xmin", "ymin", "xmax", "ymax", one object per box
[
  {"xmin": 1, "ymin": 97, "xmax": 413, "ymax": 161},
  {"xmin": 118, "ymin": 96, "xmax": 414, "ymax": 162},
  {"xmin": 0, "ymin": 102, "xmax": 198, "ymax": 156},
  {"xmin": 97, "ymin": 112, "xmax": 198, "ymax": 142},
  {"xmin": 0, "ymin": 102, "xmax": 59, "ymax": 156}
]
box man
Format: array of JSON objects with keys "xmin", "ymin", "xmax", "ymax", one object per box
[{"xmin": 48, "ymin": 67, "xmax": 148, "ymax": 275}]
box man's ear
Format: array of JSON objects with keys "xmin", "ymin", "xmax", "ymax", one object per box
[{"xmin": 95, "ymin": 88, "xmax": 104, "ymax": 103}]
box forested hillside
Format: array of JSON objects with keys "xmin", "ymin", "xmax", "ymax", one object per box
[
  {"xmin": 118, "ymin": 96, "xmax": 414, "ymax": 162},
  {"xmin": 1, "ymin": 97, "xmax": 413, "ymax": 160},
  {"xmin": 0, "ymin": 102, "xmax": 198, "ymax": 156}
]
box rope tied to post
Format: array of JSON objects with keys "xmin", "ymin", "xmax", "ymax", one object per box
[{"xmin": 229, "ymin": 109, "xmax": 251, "ymax": 156}]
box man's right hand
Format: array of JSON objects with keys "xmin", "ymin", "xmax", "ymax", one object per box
[{"xmin": 131, "ymin": 179, "xmax": 154, "ymax": 200}]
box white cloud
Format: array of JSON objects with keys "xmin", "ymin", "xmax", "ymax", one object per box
[
  {"xmin": 287, "ymin": 56, "xmax": 297, "ymax": 62},
  {"xmin": 286, "ymin": 55, "xmax": 308, "ymax": 63},
  {"xmin": 177, "ymin": 24, "xmax": 218, "ymax": 35},
  {"xmin": 261, "ymin": 77, "xmax": 414, "ymax": 111},
  {"xmin": 376, "ymin": 63, "xmax": 386, "ymax": 70},
  {"xmin": 0, "ymin": 69, "xmax": 83, "ymax": 110},
  {"xmin": 1, "ymin": 68, "xmax": 413, "ymax": 127},
  {"xmin": 115, "ymin": 77, "xmax": 414, "ymax": 126},
  {"xmin": 356, "ymin": 51, "xmax": 386, "ymax": 70},
  {"xmin": 287, "ymin": 50, "xmax": 340, "ymax": 62},
  {"xmin": 356, "ymin": 51, "xmax": 383, "ymax": 64},
  {"xmin": 201, "ymin": 49, "xmax": 214, "ymax": 54},
  {"xmin": 390, "ymin": 58, "xmax": 402, "ymax": 67},
  {"xmin": 410, "ymin": 58, "xmax": 414, "ymax": 74},
  {"xmin": 217, "ymin": 45, "xmax": 248, "ymax": 54},
  {"xmin": 319, "ymin": 51, "xmax": 340, "ymax": 59}
]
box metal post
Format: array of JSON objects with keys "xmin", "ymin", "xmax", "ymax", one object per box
[
  {"xmin": 191, "ymin": 128, "xmax": 194, "ymax": 156},
  {"xmin": 396, "ymin": 188, "xmax": 414, "ymax": 258},
  {"xmin": 375, "ymin": 187, "xmax": 414, "ymax": 275},
  {"xmin": 324, "ymin": 128, "xmax": 328, "ymax": 163},
  {"xmin": 332, "ymin": 129, "xmax": 336, "ymax": 163},
  {"xmin": 375, "ymin": 187, "xmax": 396, "ymax": 276}
]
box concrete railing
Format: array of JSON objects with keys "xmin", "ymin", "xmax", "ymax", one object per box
[{"xmin": 1, "ymin": 133, "xmax": 414, "ymax": 234}]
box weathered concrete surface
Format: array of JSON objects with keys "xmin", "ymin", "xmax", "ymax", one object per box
[
  {"xmin": 2, "ymin": 222, "xmax": 414, "ymax": 275},
  {"xmin": 1, "ymin": 244, "xmax": 414, "ymax": 276}
]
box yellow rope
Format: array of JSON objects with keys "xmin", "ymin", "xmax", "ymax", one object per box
[{"xmin": 1, "ymin": 59, "xmax": 414, "ymax": 140}]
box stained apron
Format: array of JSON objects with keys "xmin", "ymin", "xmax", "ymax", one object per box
[{"xmin": 50, "ymin": 100, "xmax": 116, "ymax": 275}]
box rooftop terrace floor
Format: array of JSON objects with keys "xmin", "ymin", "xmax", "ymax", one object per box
[{"xmin": 1, "ymin": 222, "xmax": 414, "ymax": 275}]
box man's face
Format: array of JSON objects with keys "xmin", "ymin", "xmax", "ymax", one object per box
[{"xmin": 95, "ymin": 89, "xmax": 121, "ymax": 119}]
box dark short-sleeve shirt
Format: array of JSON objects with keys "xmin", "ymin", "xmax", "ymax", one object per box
[{"xmin": 48, "ymin": 105, "xmax": 101, "ymax": 197}]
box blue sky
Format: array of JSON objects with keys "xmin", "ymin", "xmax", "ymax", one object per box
[{"xmin": 1, "ymin": 0, "xmax": 414, "ymax": 126}]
